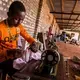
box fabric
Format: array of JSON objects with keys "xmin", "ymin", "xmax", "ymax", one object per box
[
  {"xmin": 13, "ymin": 48, "xmax": 41, "ymax": 70},
  {"xmin": 17, "ymin": 35, "xmax": 23, "ymax": 48},
  {"xmin": 17, "ymin": 35, "xmax": 26, "ymax": 50},
  {"xmin": 0, "ymin": 21, "xmax": 35, "ymax": 62},
  {"xmin": 12, "ymin": 60, "xmax": 41, "ymax": 79},
  {"xmin": 13, "ymin": 58, "xmax": 26, "ymax": 70},
  {"xmin": 22, "ymin": 47, "xmax": 42, "ymax": 62}
]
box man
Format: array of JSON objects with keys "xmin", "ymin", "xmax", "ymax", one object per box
[
  {"xmin": 60, "ymin": 31, "xmax": 66, "ymax": 42},
  {"xmin": 0, "ymin": 1, "xmax": 36, "ymax": 79}
]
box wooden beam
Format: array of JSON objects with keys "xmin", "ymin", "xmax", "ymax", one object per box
[
  {"xmin": 49, "ymin": 0, "xmax": 55, "ymax": 11},
  {"xmin": 59, "ymin": 25, "xmax": 73, "ymax": 26},
  {"xmin": 49, "ymin": 0, "xmax": 57, "ymax": 23},
  {"xmin": 61, "ymin": 0, "xmax": 64, "ymax": 23},
  {"xmin": 56, "ymin": 18, "xmax": 80, "ymax": 21},
  {"xmin": 67, "ymin": 0, "xmax": 78, "ymax": 26},
  {"xmin": 50, "ymin": 11, "xmax": 80, "ymax": 15},
  {"xmin": 57, "ymin": 22, "xmax": 77, "ymax": 24},
  {"xmin": 70, "ymin": 15, "xmax": 80, "ymax": 30},
  {"xmin": 69, "ymin": 0, "xmax": 78, "ymax": 29}
]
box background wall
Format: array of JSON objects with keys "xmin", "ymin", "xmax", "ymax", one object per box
[{"xmin": 0, "ymin": 0, "xmax": 60, "ymax": 38}]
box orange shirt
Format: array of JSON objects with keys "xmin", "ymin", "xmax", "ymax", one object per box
[{"xmin": 0, "ymin": 21, "xmax": 35, "ymax": 62}]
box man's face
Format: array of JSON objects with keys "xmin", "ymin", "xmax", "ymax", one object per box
[{"xmin": 9, "ymin": 11, "xmax": 25, "ymax": 26}]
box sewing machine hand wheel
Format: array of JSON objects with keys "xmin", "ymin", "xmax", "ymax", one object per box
[{"xmin": 41, "ymin": 49, "xmax": 60, "ymax": 65}]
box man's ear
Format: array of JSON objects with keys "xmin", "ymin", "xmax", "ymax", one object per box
[
  {"xmin": 7, "ymin": 12, "xmax": 11, "ymax": 17},
  {"xmin": 7, "ymin": 12, "xmax": 9, "ymax": 17}
]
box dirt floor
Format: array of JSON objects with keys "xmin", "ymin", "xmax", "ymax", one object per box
[
  {"xmin": 56, "ymin": 42, "xmax": 80, "ymax": 58},
  {"xmin": 56, "ymin": 42, "xmax": 80, "ymax": 80}
]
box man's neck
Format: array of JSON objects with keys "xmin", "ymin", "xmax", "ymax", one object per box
[{"xmin": 6, "ymin": 19, "xmax": 14, "ymax": 27}]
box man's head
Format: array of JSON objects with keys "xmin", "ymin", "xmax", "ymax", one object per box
[
  {"xmin": 29, "ymin": 42, "xmax": 39, "ymax": 53},
  {"xmin": 7, "ymin": 1, "xmax": 26, "ymax": 26},
  {"xmin": 71, "ymin": 33, "xmax": 75, "ymax": 37},
  {"xmin": 62, "ymin": 31, "xmax": 66, "ymax": 35}
]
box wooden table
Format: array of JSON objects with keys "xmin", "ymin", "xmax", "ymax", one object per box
[
  {"xmin": 66, "ymin": 59, "xmax": 80, "ymax": 80},
  {"xmin": 11, "ymin": 54, "xmax": 70, "ymax": 80}
]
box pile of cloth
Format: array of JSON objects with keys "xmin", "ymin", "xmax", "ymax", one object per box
[{"xmin": 69, "ymin": 56, "xmax": 80, "ymax": 80}]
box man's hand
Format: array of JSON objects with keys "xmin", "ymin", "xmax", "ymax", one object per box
[{"xmin": 30, "ymin": 42, "xmax": 39, "ymax": 53}]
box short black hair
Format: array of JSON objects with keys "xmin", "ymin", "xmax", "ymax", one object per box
[{"xmin": 9, "ymin": 1, "xmax": 26, "ymax": 15}]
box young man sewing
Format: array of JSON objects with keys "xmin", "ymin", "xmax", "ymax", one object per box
[{"xmin": 0, "ymin": 1, "xmax": 37, "ymax": 79}]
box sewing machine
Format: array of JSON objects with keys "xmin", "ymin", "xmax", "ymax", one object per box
[
  {"xmin": 12, "ymin": 32, "xmax": 60, "ymax": 80},
  {"xmin": 12, "ymin": 49, "xmax": 60, "ymax": 80}
]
